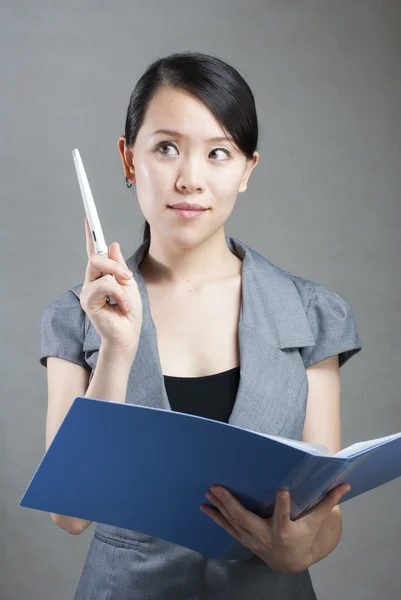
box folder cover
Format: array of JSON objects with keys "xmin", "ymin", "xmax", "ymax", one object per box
[{"xmin": 20, "ymin": 396, "xmax": 401, "ymax": 560}]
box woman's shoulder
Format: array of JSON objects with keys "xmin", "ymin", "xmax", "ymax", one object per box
[
  {"xmin": 273, "ymin": 262, "xmax": 356, "ymax": 321},
  {"xmin": 44, "ymin": 284, "xmax": 84, "ymax": 308},
  {"xmin": 239, "ymin": 238, "xmax": 333, "ymax": 310},
  {"xmin": 241, "ymin": 240, "xmax": 361, "ymax": 365},
  {"xmin": 277, "ymin": 269, "xmax": 361, "ymax": 368}
]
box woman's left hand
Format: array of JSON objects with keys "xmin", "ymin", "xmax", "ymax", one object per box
[{"xmin": 200, "ymin": 483, "xmax": 350, "ymax": 573}]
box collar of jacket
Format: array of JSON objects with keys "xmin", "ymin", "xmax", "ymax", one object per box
[{"xmin": 126, "ymin": 235, "xmax": 315, "ymax": 349}]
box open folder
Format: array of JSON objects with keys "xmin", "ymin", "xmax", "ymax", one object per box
[{"xmin": 20, "ymin": 396, "xmax": 401, "ymax": 560}]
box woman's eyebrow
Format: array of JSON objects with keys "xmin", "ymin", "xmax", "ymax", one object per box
[{"xmin": 151, "ymin": 129, "xmax": 234, "ymax": 143}]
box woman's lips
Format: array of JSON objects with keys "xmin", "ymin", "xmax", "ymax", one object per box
[{"xmin": 168, "ymin": 207, "xmax": 209, "ymax": 219}]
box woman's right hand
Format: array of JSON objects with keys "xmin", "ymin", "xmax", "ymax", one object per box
[{"xmin": 80, "ymin": 217, "xmax": 143, "ymax": 354}]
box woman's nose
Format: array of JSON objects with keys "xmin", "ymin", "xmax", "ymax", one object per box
[
  {"xmin": 176, "ymin": 160, "xmax": 206, "ymax": 193},
  {"xmin": 177, "ymin": 179, "xmax": 205, "ymax": 193}
]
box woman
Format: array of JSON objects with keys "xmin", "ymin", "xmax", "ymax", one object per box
[{"xmin": 40, "ymin": 52, "xmax": 361, "ymax": 599}]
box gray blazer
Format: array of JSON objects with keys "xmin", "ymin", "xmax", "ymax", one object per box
[{"xmin": 40, "ymin": 236, "xmax": 361, "ymax": 600}]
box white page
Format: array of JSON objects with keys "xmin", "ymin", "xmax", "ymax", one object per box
[
  {"xmin": 334, "ymin": 431, "xmax": 401, "ymax": 458},
  {"xmin": 247, "ymin": 430, "xmax": 330, "ymax": 456},
  {"xmin": 265, "ymin": 434, "xmax": 330, "ymax": 455},
  {"xmin": 244, "ymin": 424, "xmax": 401, "ymax": 459}
]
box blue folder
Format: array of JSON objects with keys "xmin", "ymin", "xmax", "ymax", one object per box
[{"xmin": 20, "ymin": 396, "xmax": 401, "ymax": 560}]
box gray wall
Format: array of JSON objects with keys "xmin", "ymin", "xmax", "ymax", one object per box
[{"xmin": 2, "ymin": 1, "xmax": 400, "ymax": 598}]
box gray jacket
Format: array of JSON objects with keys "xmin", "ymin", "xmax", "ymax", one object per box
[{"xmin": 40, "ymin": 236, "xmax": 361, "ymax": 599}]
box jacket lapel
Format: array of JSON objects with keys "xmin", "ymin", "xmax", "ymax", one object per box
[
  {"xmin": 224, "ymin": 238, "xmax": 315, "ymax": 437},
  {"xmin": 79, "ymin": 236, "xmax": 316, "ymax": 438}
]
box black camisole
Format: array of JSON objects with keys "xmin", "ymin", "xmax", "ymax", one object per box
[{"xmin": 163, "ymin": 366, "xmax": 240, "ymax": 423}]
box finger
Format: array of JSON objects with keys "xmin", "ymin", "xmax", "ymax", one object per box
[
  {"xmin": 200, "ymin": 504, "xmax": 242, "ymax": 542},
  {"xmin": 307, "ymin": 484, "xmax": 351, "ymax": 527},
  {"xmin": 206, "ymin": 486, "xmax": 265, "ymax": 536},
  {"xmin": 205, "ymin": 490, "xmax": 250, "ymax": 539},
  {"xmin": 85, "ymin": 252, "xmax": 132, "ymax": 285},
  {"xmin": 86, "ymin": 274, "xmax": 133, "ymax": 314},
  {"xmin": 108, "ymin": 241, "xmax": 132, "ymax": 279},
  {"xmin": 85, "ymin": 217, "xmax": 95, "ymax": 258},
  {"xmin": 272, "ymin": 490, "xmax": 291, "ymax": 535}
]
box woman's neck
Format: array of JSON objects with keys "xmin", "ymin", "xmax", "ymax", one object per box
[{"xmin": 139, "ymin": 234, "xmax": 242, "ymax": 287}]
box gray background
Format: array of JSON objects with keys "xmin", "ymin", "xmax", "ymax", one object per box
[{"xmin": 2, "ymin": 0, "xmax": 400, "ymax": 598}]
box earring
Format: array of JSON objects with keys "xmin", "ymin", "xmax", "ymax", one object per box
[{"xmin": 125, "ymin": 176, "xmax": 133, "ymax": 188}]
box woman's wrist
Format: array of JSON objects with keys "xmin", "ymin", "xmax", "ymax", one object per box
[{"xmin": 99, "ymin": 340, "xmax": 138, "ymax": 368}]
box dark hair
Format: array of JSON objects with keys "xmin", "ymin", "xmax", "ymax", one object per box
[{"xmin": 123, "ymin": 51, "xmax": 259, "ymax": 243}]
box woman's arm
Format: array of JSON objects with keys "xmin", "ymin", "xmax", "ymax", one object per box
[
  {"xmin": 301, "ymin": 354, "xmax": 344, "ymax": 565},
  {"xmin": 46, "ymin": 343, "xmax": 136, "ymax": 535}
]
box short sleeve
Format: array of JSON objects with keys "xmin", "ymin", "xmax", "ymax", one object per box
[
  {"xmin": 39, "ymin": 290, "xmax": 90, "ymax": 372},
  {"xmin": 300, "ymin": 284, "xmax": 362, "ymax": 369}
]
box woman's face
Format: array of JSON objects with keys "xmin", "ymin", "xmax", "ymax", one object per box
[{"xmin": 119, "ymin": 86, "xmax": 258, "ymax": 246}]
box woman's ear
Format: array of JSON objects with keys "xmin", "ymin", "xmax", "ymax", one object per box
[
  {"xmin": 117, "ymin": 136, "xmax": 136, "ymax": 185},
  {"xmin": 238, "ymin": 151, "xmax": 259, "ymax": 193}
]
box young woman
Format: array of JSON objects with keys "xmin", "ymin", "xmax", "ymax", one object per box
[{"xmin": 40, "ymin": 51, "xmax": 361, "ymax": 600}]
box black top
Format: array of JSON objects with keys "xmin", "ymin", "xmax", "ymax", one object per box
[{"xmin": 163, "ymin": 366, "xmax": 240, "ymax": 423}]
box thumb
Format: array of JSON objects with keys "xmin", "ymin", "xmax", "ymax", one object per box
[{"xmin": 310, "ymin": 484, "xmax": 351, "ymax": 526}]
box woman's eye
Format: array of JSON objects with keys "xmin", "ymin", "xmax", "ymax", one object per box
[
  {"xmin": 210, "ymin": 148, "xmax": 231, "ymax": 160},
  {"xmin": 156, "ymin": 142, "xmax": 231, "ymax": 160},
  {"xmin": 157, "ymin": 142, "xmax": 178, "ymax": 155}
]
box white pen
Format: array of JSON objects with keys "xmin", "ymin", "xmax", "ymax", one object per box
[{"xmin": 72, "ymin": 148, "xmax": 118, "ymax": 305}]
